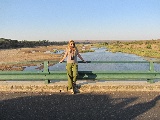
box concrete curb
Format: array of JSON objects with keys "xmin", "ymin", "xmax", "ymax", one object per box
[{"xmin": 1, "ymin": 81, "xmax": 160, "ymax": 92}]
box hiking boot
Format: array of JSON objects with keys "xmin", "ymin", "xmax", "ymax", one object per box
[{"xmin": 73, "ymin": 86, "xmax": 80, "ymax": 93}]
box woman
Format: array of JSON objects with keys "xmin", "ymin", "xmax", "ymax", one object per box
[{"xmin": 59, "ymin": 40, "xmax": 86, "ymax": 94}]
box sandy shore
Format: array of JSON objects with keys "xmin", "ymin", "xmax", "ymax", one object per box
[{"xmin": 0, "ymin": 45, "xmax": 66, "ymax": 70}]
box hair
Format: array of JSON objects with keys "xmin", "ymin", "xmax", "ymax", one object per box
[
  {"xmin": 68, "ymin": 40, "xmax": 76, "ymax": 52},
  {"xmin": 68, "ymin": 40, "xmax": 75, "ymax": 48}
]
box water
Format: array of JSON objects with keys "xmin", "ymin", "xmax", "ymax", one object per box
[
  {"xmin": 44, "ymin": 50, "xmax": 64, "ymax": 54},
  {"xmin": 51, "ymin": 48, "xmax": 146, "ymax": 71},
  {"xmin": 24, "ymin": 47, "xmax": 160, "ymax": 72}
]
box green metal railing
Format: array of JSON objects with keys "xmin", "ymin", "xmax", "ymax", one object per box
[{"xmin": 0, "ymin": 61, "xmax": 160, "ymax": 84}]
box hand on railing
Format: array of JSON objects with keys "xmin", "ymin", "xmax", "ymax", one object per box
[
  {"xmin": 59, "ymin": 60, "xmax": 64, "ymax": 63},
  {"xmin": 59, "ymin": 60, "xmax": 87, "ymax": 63},
  {"xmin": 82, "ymin": 60, "xmax": 87, "ymax": 63}
]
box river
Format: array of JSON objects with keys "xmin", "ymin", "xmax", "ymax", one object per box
[{"xmin": 24, "ymin": 47, "xmax": 160, "ymax": 72}]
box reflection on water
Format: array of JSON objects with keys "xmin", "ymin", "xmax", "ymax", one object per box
[{"xmin": 24, "ymin": 48, "xmax": 160, "ymax": 71}]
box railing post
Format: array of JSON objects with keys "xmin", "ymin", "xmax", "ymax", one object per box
[
  {"xmin": 43, "ymin": 61, "xmax": 50, "ymax": 84},
  {"xmin": 147, "ymin": 61, "xmax": 154, "ymax": 83},
  {"xmin": 149, "ymin": 61, "xmax": 154, "ymax": 72}
]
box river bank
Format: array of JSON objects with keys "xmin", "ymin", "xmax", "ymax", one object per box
[
  {"xmin": 0, "ymin": 44, "xmax": 93, "ymax": 71},
  {"xmin": 106, "ymin": 40, "xmax": 160, "ymax": 59},
  {"xmin": 0, "ymin": 45, "xmax": 66, "ymax": 70}
]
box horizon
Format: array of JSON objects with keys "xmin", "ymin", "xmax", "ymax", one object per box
[
  {"xmin": 1, "ymin": 37, "xmax": 159, "ymax": 42},
  {"xmin": 1, "ymin": 0, "xmax": 160, "ymax": 41}
]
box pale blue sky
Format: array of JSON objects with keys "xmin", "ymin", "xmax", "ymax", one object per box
[{"xmin": 0, "ymin": 0, "xmax": 160, "ymax": 41}]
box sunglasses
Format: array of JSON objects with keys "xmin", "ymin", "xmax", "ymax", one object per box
[{"xmin": 70, "ymin": 43, "xmax": 75, "ymax": 46}]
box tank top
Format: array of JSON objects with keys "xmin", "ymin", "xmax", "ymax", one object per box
[{"xmin": 66, "ymin": 47, "xmax": 78, "ymax": 63}]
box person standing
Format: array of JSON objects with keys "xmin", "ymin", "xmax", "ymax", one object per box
[{"xmin": 59, "ymin": 40, "xmax": 86, "ymax": 94}]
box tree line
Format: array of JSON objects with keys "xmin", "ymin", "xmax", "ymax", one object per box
[{"xmin": 0, "ymin": 38, "xmax": 68, "ymax": 49}]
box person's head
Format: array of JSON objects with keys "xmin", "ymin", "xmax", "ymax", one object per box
[{"xmin": 68, "ymin": 40, "xmax": 75, "ymax": 48}]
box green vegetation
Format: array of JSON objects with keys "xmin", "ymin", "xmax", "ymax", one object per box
[
  {"xmin": 146, "ymin": 44, "xmax": 152, "ymax": 49},
  {"xmin": 93, "ymin": 42, "xmax": 108, "ymax": 48},
  {"xmin": 104, "ymin": 40, "xmax": 160, "ymax": 59},
  {"xmin": 0, "ymin": 38, "xmax": 67, "ymax": 49}
]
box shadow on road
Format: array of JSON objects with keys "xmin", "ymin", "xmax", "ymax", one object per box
[{"xmin": 0, "ymin": 93, "xmax": 160, "ymax": 120}]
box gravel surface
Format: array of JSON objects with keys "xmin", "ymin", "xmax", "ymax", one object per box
[{"xmin": 0, "ymin": 91, "xmax": 160, "ymax": 120}]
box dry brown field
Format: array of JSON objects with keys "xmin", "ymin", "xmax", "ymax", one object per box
[{"xmin": 0, "ymin": 45, "xmax": 67, "ymax": 71}]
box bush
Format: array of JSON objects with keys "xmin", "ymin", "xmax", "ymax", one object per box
[{"xmin": 146, "ymin": 44, "xmax": 152, "ymax": 49}]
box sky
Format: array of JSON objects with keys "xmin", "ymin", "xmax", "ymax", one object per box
[{"xmin": 0, "ymin": 0, "xmax": 160, "ymax": 41}]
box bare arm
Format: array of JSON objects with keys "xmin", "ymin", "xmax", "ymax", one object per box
[
  {"xmin": 77, "ymin": 53, "xmax": 86, "ymax": 62},
  {"xmin": 59, "ymin": 49, "xmax": 68, "ymax": 63}
]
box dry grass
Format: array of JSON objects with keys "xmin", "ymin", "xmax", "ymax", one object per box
[{"xmin": 0, "ymin": 45, "xmax": 67, "ymax": 70}]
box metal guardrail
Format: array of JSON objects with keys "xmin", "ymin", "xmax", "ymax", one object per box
[{"xmin": 0, "ymin": 61, "xmax": 159, "ymax": 84}]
